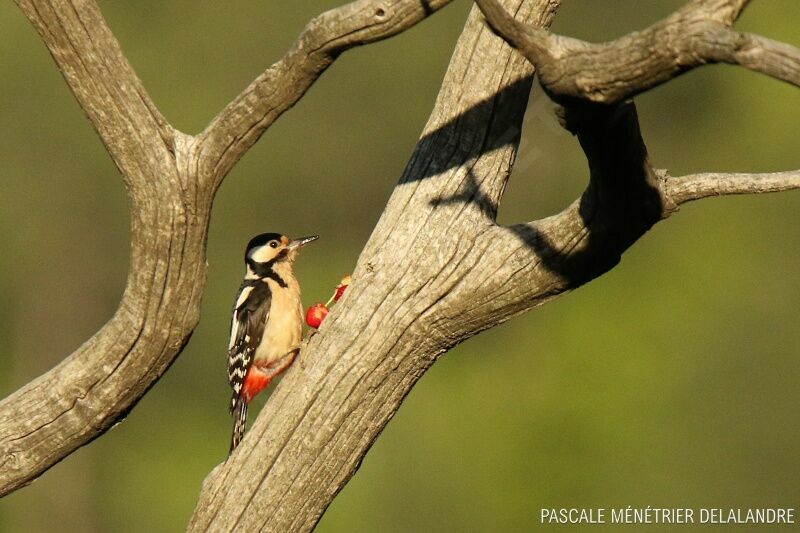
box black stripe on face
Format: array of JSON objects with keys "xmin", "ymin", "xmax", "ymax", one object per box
[{"xmin": 272, "ymin": 248, "xmax": 290, "ymax": 263}]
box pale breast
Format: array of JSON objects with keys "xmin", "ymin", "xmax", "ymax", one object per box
[{"xmin": 253, "ymin": 275, "xmax": 303, "ymax": 365}]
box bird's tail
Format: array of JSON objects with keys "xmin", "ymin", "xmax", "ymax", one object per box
[{"xmin": 229, "ymin": 398, "xmax": 248, "ymax": 455}]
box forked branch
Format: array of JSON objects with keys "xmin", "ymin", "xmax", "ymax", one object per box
[
  {"xmin": 475, "ymin": 0, "xmax": 800, "ymax": 103},
  {"xmin": 5, "ymin": 0, "xmax": 799, "ymax": 530},
  {"xmin": 1, "ymin": 0, "xmax": 449, "ymax": 499},
  {"xmin": 475, "ymin": 103, "xmax": 800, "ymax": 320},
  {"xmin": 462, "ymin": 0, "xmax": 800, "ymax": 316}
]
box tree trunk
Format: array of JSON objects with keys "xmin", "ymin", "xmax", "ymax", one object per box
[{"xmin": 2, "ymin": 1, "xmax": 799, "ymax": 531}]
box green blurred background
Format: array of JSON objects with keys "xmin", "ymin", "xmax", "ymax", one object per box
[{"xmin": 1, "ymin": 1, "xmax": 798, "ymax": 531}]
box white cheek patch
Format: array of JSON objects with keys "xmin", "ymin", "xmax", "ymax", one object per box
[{"xmin": 250, "ymin": 244, "xmax": 278, "ymax": 263}]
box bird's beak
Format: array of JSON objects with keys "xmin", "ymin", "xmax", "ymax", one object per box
[{"xmin": 287, "ymin": 235, "xmax": 319, "ymax": 250}]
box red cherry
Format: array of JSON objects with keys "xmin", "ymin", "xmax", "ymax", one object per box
[
  {"xmin": 306, "ymin": 303, "xmax": 329, "ymax": 329},
  {"xmin": 334, "ymin": 274, "xmax": 352, "ymax": 302},
  {"xmin": 325, "ymin": 274, "xmax": 353, "ymax": 307}
]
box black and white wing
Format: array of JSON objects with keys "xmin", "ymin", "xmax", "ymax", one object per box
[{"xmin": 227, "ymin": 280, "xmax": 271, "ymax": 413}]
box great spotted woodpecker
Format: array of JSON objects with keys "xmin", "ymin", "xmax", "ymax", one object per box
[{"xmin": 227, "ymin": 232, "xmax": 318, "ymax": 453}]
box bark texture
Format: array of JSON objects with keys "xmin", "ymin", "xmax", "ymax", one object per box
[
  {"xmin": 0, "ymin": 0, "xmax": 451, "ymax": 498},
  {"xmin": 189, "ymin": 1, "xmax": 560, "ymax": 529},
  {"xmin": 2, "ymin": 0, "xmax": 799, "ymax": 531},
  {"xmin": 475, "ymin": 0, "xmax": 800, "ymax": 103},
  {"xmin": 190, "ymin": 1, "xmax": 799, "ymax": 531}
]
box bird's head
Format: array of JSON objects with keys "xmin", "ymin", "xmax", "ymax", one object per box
[
  {"xmin": 244, "ymin": 233, "xmax": 319, "ymax": 265},
  {"xmin": 245, "ymin": 233, "xmax": 318, "ymax": 271}
]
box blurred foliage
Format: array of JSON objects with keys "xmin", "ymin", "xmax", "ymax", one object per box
[{"xmin": 1, "ymin": 1, "xmax": 799, "ymax": 532}]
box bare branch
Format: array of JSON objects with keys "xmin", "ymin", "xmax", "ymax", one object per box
[
  {"xmin": 188, "ymin": 0, "xmax": 796, "ymax": 527},
  {"xmin": 198, "ymin": 0, "xmax": 455, "ymax": 186},
  {"xmin": 7, "ymin": 0, "xmax": 797, "ymax": 524},
  {"xmin": 727, "ymin": 33, "xmax": 800, "ymax": 88},
  {"xmin": 461, "ymin": 103, "xmax": 800, "ymax": 325},
  {"xmin": 475, "ymin": 0, "xmax": 800, "ymax": 104},
  {"xmin": 189, "ymin": 1, "xmax": 562, "ymax": 530},
  {"xmin": 665, "ymin": 169, "xmax": 800, "ymax": 205},
  {"xmin": 1, "ymin": 0, "xmax": 211, "ymax": 498},
  {"xmin": 453, "ymin": 101, "xmax": 668, "ymax": 326},
  {"xmin": 186, "ymin": 2, "xmax": 796, "ymax": 528},
  {"xmin": 2, "ymin": 0, "xmax": 460, "ymax": 501},
  {"xmin": 461, "ymin": 0, "xmax": 798, "ymax": 308}
]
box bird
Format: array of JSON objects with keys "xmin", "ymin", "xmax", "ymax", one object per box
[{"xmin": 227, "ymin": 232, "xmax": 318, "ymax": 454}]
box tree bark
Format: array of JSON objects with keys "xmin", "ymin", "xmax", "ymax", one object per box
[
  {"xmin": 188, "ymin": 1, "xmax": 564, "ymax": 530},
  {"xmin": 475, "ymin": 0, "xmax": 800, "ymax": 103},
  {"xmin": 0, "ymin": 0, "xmax": 451, "ymax": 498},
  {"xmin": 190, "ymin": 1, "xmax": 800, "ymax": 530},
  {"xmin": 3, "ymin": 0, "xmax": 799, "ymax": 530},
  {"xmin": 1, "ymin": 0, "xmax": 209, "ymax": 498}
]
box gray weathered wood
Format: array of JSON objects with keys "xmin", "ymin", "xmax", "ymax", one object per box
[
  {"xmin": 3, "ymin": 0, "xmax": 799, "ymax": 529},
  {"xmin": 1, "ymin": 0, "xmax": 206, "ymax": 499},
  {"xmin": 189, "ymin": 1, "xmax": 800, "ymax": 530},
  {"xmin": 475, "ymin": 0, "xmax": 799, "ymax": 103},
  {"xmin": 0, "ymin": 0, "xmax": 451, "ymax": 498},
  {"xmin": 188, "ymin": 1, "xmax": 562, "ymax": 530}
]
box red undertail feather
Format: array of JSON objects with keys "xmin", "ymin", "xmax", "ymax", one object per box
[{"xmin": 241, "ymin": 368, "xmax": 272, "ymax": 403}]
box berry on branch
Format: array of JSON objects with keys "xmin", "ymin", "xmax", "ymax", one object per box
[{"xmin": 306, "ymin": 303, "xmax": 329, "ymax": 329}]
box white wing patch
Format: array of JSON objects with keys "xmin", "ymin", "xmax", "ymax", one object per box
[
  {"xmin": 235, "ymin": 285, "xmax": 254, "ymax": 309},
  {"xmin": 228, "ymin": 286, "xmax": 254, "ymax": 350},
  {"xmin": 228, "ymin": 310, "xmax": 238, "ymax": 350}
]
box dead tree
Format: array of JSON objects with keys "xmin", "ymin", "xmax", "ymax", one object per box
[{"xmin": 1, "ymin": 0, "xmax": 797, "ymax": 531}]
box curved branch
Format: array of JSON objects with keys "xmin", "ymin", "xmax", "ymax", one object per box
[
  {"xmin": 453, "ymin": 114, "xmax": 800, "ymax": 339},
  {"xmin": 198, "ymin": 0, "xmax": 455, "ymax": 187},
  {"xmin": 188, "ymin": 3, "xmax": 798, "ymax": 528},
  {"xmin": 436, "ymin": 101, "xmax": 668, "ymax": 329},
  {"xmin": 3, "ymin": 0, "xmax": 451, "ymax": 499},
  {"xmin": 459, "ymin": 0, "xmax": 800, "ymax": 311},
  {"xmin": 475, "ymin": 0, "xmax": 799, "ymax": 104},
  {"xmin": 461, "ymin": 0, "xmax": 799, "ymax": 311},
  {"xmin": 189, "ymin": 1, "xmax": 562, "ymax": 530},
  {"xmin": 1, "ymin": 0, "xmax": 210, "ymax": 497}
]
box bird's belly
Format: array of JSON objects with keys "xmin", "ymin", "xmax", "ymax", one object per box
[{"xmin": 254, "ymin": 298, "xmax": 302, "ymax": 365}]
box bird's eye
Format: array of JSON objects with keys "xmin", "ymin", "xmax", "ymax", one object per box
[{"xmin": 269, "ymin": 240, "xmax": 278, "ymax": 248}]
